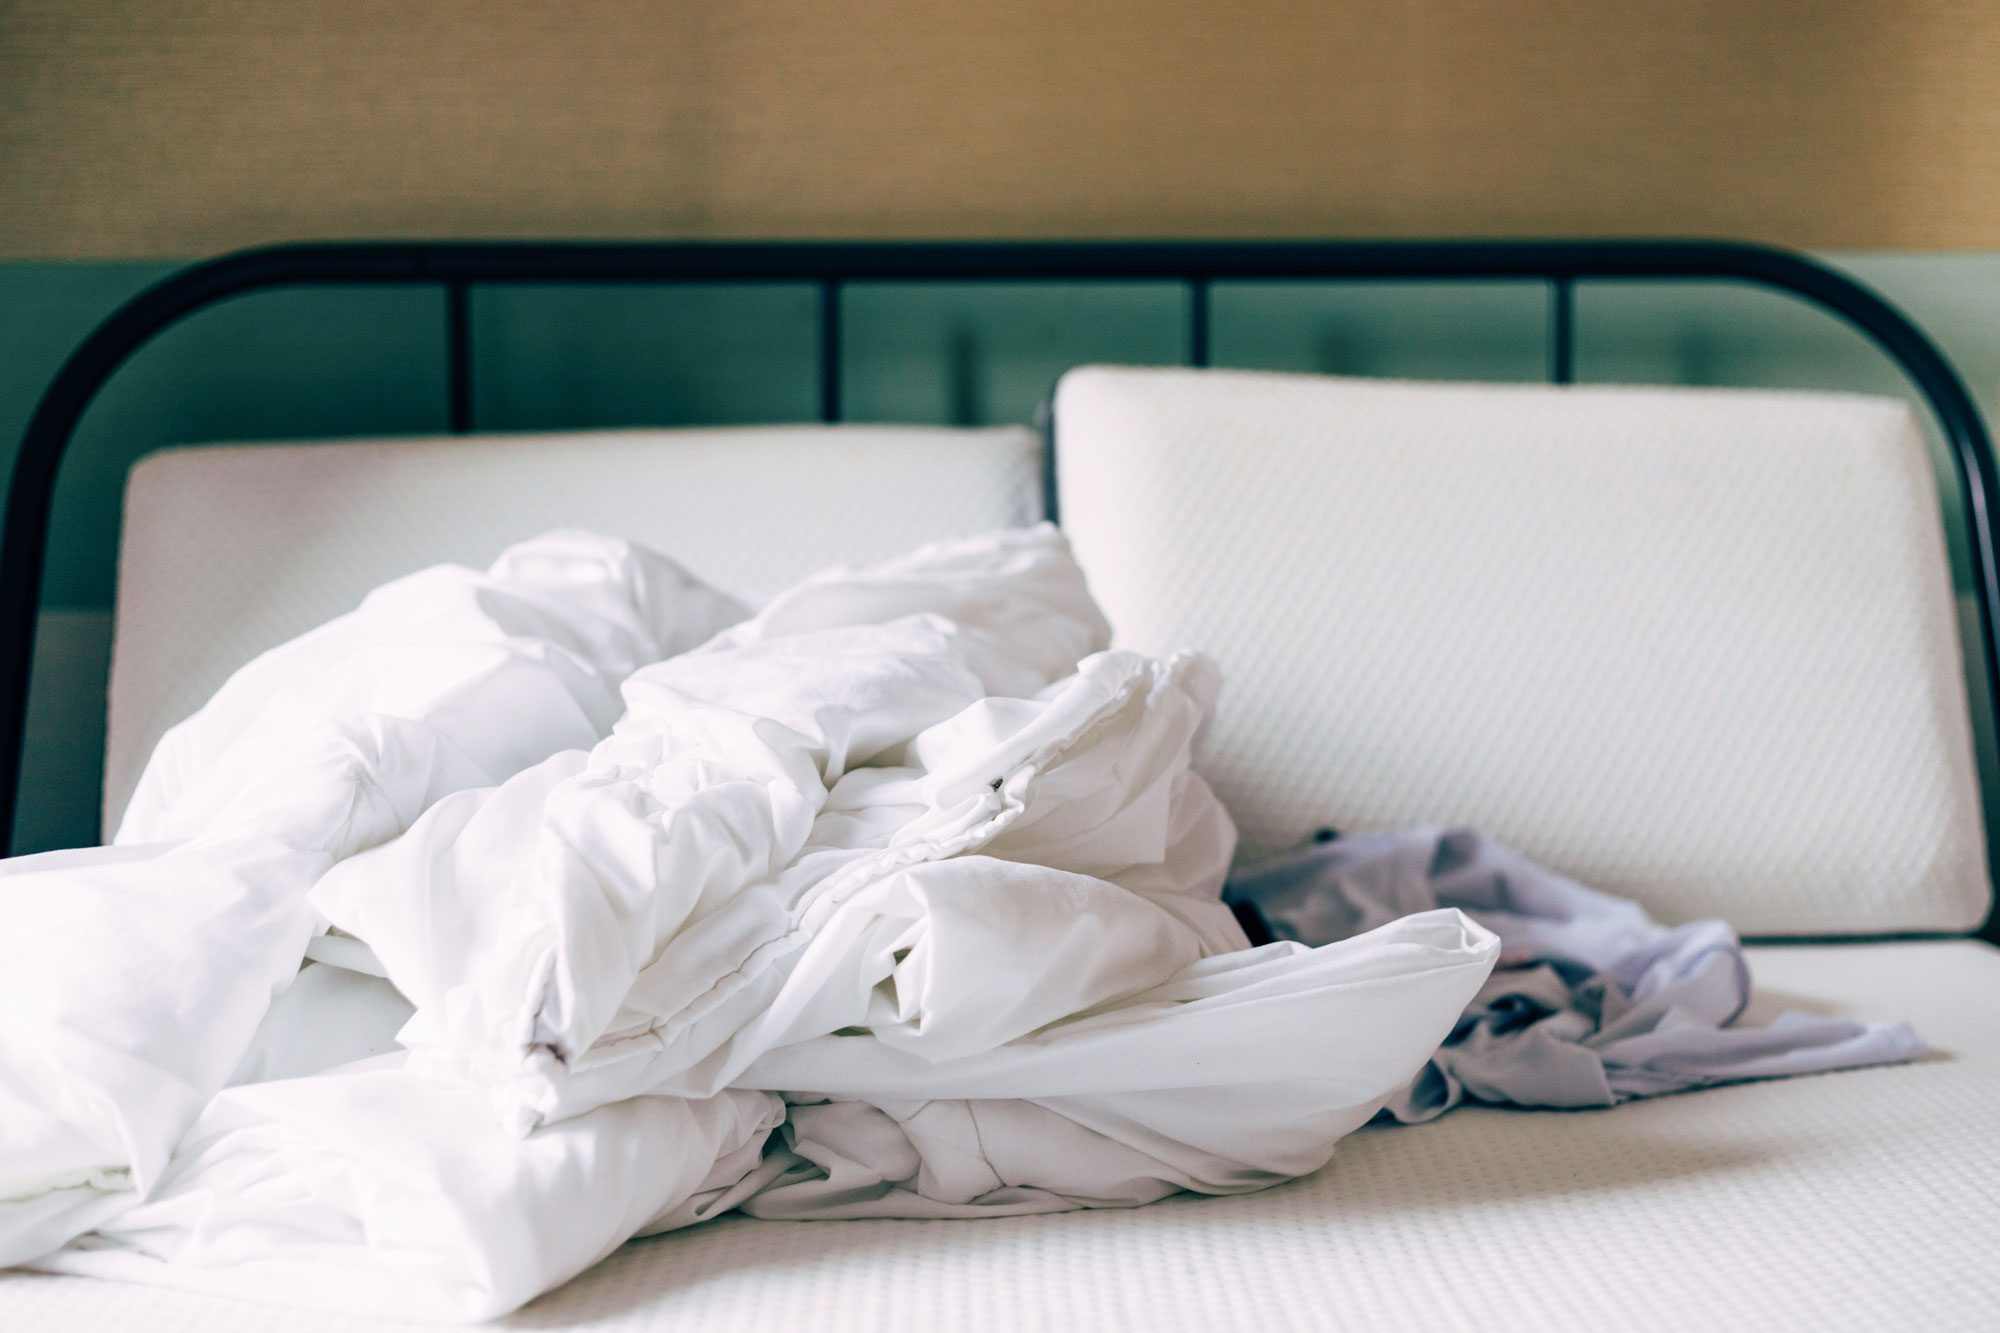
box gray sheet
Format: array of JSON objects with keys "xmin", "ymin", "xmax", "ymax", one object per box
[{"xmin": 1227, "ymin": 828, "xmax": 1926, "ymax": 1122}]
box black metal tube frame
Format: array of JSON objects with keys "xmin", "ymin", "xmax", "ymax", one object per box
[{"xmin": 7, "ymin": 238, "xmax": 1998, "ymax": 940}]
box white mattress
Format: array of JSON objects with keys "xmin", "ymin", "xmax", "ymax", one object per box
[
  {"xmin": 5, "ymin": 939, "xmax": 1995, "ymax": 1331},
  {"xmin": 1056, "ymin": 367, "xmax": 1991, "ymax": 935},
  {"xmin": 105, "ymin": 425, "xmax": 1042, "ymax": 832}
]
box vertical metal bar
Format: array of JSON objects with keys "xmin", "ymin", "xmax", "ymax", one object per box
[
  {"xmin": 445, "ymin": 281, "xmax": 474, "ymax": 432},
  {"xmin": 1035, "ymin": 395, "xmax": 1060, "ymax": 526},
  {"xmin": 1188, "ymin": 278, "xmax": 1212, "ymax": 368},
  {"xmin": 1548, "ymin": 277, "xmax": 1575, "ymax": 384},
  {"xmin": 820, "ymin": 280, "xmax": 843, "ymax": 423}
]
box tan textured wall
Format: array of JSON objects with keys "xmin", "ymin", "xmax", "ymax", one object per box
[{"xmin": 2, "ymin": 1, "xmax": 1998, "ymax": 258}]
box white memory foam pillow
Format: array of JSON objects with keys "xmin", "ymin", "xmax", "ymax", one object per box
[
  {"xmin": 1055, "ymin": 366, "xmax": 1991, "ymax": 935},
  {"xmin": 107, "ymin": 424, "xmax": 1042, "ymax": 832}
]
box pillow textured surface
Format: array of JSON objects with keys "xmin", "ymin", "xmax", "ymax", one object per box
[{"xmin": 1055, "ymin": 366, "xmax": 1989, "ymax": 934}]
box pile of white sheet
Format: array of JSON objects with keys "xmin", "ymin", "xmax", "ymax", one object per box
[{"xmin": 0, "ymin": 527, "xmax": 1497, "ymax": 1321}]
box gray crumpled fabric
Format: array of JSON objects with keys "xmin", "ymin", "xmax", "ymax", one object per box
[{"xmin": 1226, "ymin": 828, "xmax": 1927, "ymax": 1123}]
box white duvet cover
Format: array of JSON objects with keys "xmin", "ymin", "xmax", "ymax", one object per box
[{"xmin": 0, "ymin": 526, "xmax": 1496, "ymax": 1321}]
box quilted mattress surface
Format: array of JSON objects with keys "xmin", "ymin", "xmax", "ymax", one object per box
[{"xmin": 6, "ymin": 939, "xmax": 1995, "ymax": 1332}]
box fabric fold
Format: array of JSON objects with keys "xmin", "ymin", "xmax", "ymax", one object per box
[
  {"xmin": 1227, "ymin": 827, "xmax": 1926, "ymax": 1121},
  {"xmin": 0, "ymin": 532, "xmax": 749, "ymax": 1269},
  {"xmin": 35, "ymin": 1060, "xmax": 783, "ymax": 1323}
]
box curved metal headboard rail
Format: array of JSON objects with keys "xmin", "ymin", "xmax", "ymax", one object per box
[{"xmin": 7, "ymin": 239, "xmax": 1999, "ymax": 914}]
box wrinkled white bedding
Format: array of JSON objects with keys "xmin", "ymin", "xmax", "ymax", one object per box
[{"xmin": 0, "ymin": 527, "xmax": 1497, "ymax": 1322}]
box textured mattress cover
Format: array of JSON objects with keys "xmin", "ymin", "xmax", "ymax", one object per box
[{"xmin": 6, "ymin": 940, "xmax": 1994, "ymax": 1332}]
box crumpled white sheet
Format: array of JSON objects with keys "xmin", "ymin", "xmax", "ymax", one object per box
[
  {"xmin": 4, "ymin": 526, "xmax": 1498, "ymax": 1322},
  {"xmin": 1, "ymin": 533, "xmax": 743, "ymax": 1271}
]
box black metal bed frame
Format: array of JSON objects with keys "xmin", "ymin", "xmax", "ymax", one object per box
[{"xmin": 6, "ymin": 238, "xmax": 1999, "ymax": 939}]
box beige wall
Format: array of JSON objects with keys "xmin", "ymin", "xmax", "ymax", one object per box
[{"xmin": 2, "ymin": 1, "xmax": 1998, "ymax": 258}]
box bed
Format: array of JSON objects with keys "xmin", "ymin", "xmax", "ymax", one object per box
[{"xmin": 2, "ymin": 240, "xmax": 1996, "ymax": 1330}]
